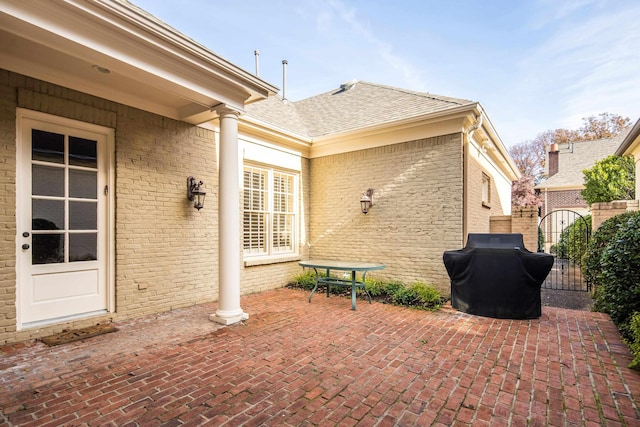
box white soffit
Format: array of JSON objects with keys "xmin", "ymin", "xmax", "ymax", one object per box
[{"xmin": 0, "ymin": 0, "xmax": 278, "ymax": 124}]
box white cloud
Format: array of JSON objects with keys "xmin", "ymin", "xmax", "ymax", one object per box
[{"xmin": 513, "ymin": 3, "xmax": 640, "ymax": 132}]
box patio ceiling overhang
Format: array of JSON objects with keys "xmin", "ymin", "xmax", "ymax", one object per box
[{"xmin": 0, "ymin": 0, "xmax": 279, "ymax": 124}]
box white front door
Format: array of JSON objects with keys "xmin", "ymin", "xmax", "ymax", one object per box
[{"xmin": 17, "ymin": 110, "xmax": 113, "ymax": 328}]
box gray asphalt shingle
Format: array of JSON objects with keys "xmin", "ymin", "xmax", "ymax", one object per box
[{"xmin": 245, "ymin": 81, "xmax": 474, "ymax": 138}]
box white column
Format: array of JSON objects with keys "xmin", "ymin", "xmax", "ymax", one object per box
[{"xmin": 210, "ymin": 106, "xmax": 248, "ymax": 325}]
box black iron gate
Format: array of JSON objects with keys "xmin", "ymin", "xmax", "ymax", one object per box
[{"xmin": 538, "ymin": 209, "xmax": 590, "ymax": 291}]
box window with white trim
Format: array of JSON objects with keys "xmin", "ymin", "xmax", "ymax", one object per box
[
  {"xmin": 482, "ymin": 173, "xmax": 491, "ymax": 206},
  {"xmin": 243, "ymin": 165, "xmax": 297, "ymax": 257}
]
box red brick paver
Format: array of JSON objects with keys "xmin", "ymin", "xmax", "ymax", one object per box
[{"xmin": 1, "ymin": 288, "xmax": 639, "ymax": 426}]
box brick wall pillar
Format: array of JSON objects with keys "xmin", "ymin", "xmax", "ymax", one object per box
[
  {"xmin": 490, "ymin": 206, "xmax": 539, "ymax": 251},
  {"xmin": 490, "ymin": 215, "xmax": 512, "ymax": 234},
  {"xmin": 510, "ymin": 206, "xmax": 539, "ymax": 251},
  {"xmin": 592, "ymin": 200, "xmax": 640, "ymax": 230}
]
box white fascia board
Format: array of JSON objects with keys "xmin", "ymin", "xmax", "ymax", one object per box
[
  {"xmin": 239, "ymin": 116, "xmax": 312, "ymax": 156},
  {"xmin": 474, "ymin": 104, "xmax": 521, "ymax": 181},
  {"xmin": 2, "ymin": 0, "xmax": 277, "ymax": 111},
  {"xmin": 309, "ymin": 105, "xmax": 478, "ymax": 158}
]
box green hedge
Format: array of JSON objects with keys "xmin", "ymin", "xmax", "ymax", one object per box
[
  {"xmin": 590, "ymin": 212, "xmax": 640, "ymax": 345},
  {"xmin": 287, "ymin": 273, "xmax": 445, "ymax": 311},
  {"xmin": 584, "ymin": 211, "xmax": 638, "ymax": 287}
]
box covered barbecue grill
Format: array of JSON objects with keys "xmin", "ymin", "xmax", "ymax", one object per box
[{"xmin": 443, "ymin": 233, "xmax": 554, "ymax": 319}]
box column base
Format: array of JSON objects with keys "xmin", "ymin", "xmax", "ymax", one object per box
[{"xmin": 209, "ymin": 311, "xmax": 249, "ymax": 325}]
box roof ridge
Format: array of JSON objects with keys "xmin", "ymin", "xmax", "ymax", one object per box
[{"xmin": 356, "ymin": 81, "xmax": 472, "ymax": 106}]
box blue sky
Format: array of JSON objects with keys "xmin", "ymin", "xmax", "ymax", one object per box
[{"xmin": 132, "ymin": 0, "xmax": 640, "ymax": 147}]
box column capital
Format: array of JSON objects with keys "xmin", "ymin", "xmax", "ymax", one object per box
[{"xmin": 214, "ymin": 104, "xmax": 242, "ymax": 118}]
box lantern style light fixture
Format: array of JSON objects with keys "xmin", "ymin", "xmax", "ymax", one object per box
[
  {"xmin": 360, "ymin": 188, "xmax": 374, "ymax": 214},
  {"xmin": 187, "ymin": 176, "xmax": 206, "ymax": 210}
]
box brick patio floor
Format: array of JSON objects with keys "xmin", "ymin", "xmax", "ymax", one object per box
[{"xmin": 1, "ymin": 287, "xmax": 640, "ymax": 426}]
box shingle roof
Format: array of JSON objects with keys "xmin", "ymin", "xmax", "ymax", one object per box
[
  {"xmin": 243, "ymin": 95, "xmax": 309, "ymax": 136},
  {"xmin": 536, "ymin": 128, "xmax": 632, "ymax": 189},
  {"xmin": 244, "ymin": 81, "xmax": 474, "ymax": 138}
]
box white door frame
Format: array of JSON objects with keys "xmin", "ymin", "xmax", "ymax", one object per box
[{"xmin": 15, "ymin": 108, "xmax": 115, "ymax": 329}]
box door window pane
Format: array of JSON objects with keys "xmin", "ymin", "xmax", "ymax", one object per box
[
  {"xmin": 32, "ymin": 165, "xmax": 64, "ymax": 197},
  {"xmin": 32, "ymin": 129, "xmax": 64, "ymax": 163},
  {"xmin": 69, "ymin": 169, "xmax": 97, "ymax": 199},
  {"xmin": 32, "ymin": 233, "xmax": 64, "ymax": 264},
  {"xmin": 69, "ymin": 136, "xmax": 97, "ymax": 168},
  {"xmin": 32, "ymin": 200, "xmax": 64, "ymax": 230},
  {"xmin": 69, "ymin": 201, "xmax": 97, "ymax": 230},
  {"xmin": 69, "ymin": 233, "xmax": 97, "ymax": 262}
]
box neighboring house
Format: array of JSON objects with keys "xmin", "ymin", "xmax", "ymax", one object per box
[
  {"xmin": 616, "ymin": 118, "xmax": 640, "ymax": 199},
  {"xmin": 0, "ymin": 0, "xmax": 519, "ymax": 344},
  {"xmin": 535, "ymin": 130, "xmax": 631, "ymax": 252},
  {"xmin": 536, "ymin": 130, "xmax": 631, "ymax": 219}
]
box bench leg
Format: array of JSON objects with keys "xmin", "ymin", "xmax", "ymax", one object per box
[
  {"xmin": 326, "ymin": 268, "xmax": 330, "ymax": 298},
  {"xmin": 351, "ymin": 271, "xmax": 357, "ymax": 310}
]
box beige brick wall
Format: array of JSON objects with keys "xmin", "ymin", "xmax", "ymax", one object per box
[
  {"xmin": 511, "ymin": 207, "xmax": 540, "ymax": 251},
  {"xmin": 113, "ymin": 108, "xmax": 218, "ymax": 319},
  {"xmin": 309, "ymin": 134, "xmax": 464, "ymax": 293},
  {"xmin": 489, "ymin": 207, "xmax": 540, "ymax": 252},
  {"xmin": 0, "ymin": 71, "xmax": 18, "ymax": 341},
  {"xmin": 490, "ymin": 216, "xmax": 512, "ymax": 234},
  {"xmin": 592, "ymin": 200, "xmax": 640, "ymax": 230},
  {"xmin": 0, "ymin": 69, "xmax": 309, "ymax": 343},
  {"xmin": 466, "ymin": 155, "xmax": 507, "ymax": 235}
]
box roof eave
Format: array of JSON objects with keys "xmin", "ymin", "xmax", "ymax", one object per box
[
  {"xmin": 0, "ymin": 0, "xmax": 278, "ymax": 122},
  {"xmin": 616, "ymin": 118, "xmax": 640, "ymax": 156}
]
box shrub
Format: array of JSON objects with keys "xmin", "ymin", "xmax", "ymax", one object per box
[
  {"xmin": 582, "ymin": 155, "xmax": 635, "ymax": 204},
  {"xmin": 593, "ymin": 213, "xmax": 640, "ymax": 340},
  {"xmin": 288, "ymin": 270, "xmax": 318, "ymax": 290},
  {"xmin": 290, "ymin": 274, "xmax": 445, "ymax": 311},
  {"xmin": 391, "ymin": 281, "xmax": 444, "ymax": 311},
  {"xmin": 363, "ymin": 278, "xmax": 386, "ymax": 297},
  {"xmin": 629, "ymin": 312, "xmax": 640, "ymax": 370},
  {"xmin": 556, "ymin": 215, "xmax": 591, "ymax": 264},
  {"xmin": 584, "ymin": 211, "xmax": 639, "ymax": 288},
  {"xmin": 383, "ymin": 280, "xmax": 405, "ymax": 297}
]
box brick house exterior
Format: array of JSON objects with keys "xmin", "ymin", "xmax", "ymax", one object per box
[
  {"xmin": 536, "ymin": 131, "xmax": 631, "ymax": 220},
  {"xmin": 0, "ymin": 1, "xmax": 519, "ymax": 344}
]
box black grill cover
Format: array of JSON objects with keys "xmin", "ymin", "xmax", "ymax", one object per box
[{"xmin": 443, "ymin": 233, "xmax": 554, "ymax": 319}]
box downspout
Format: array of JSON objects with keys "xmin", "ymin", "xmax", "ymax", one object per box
[{"xmin": 462, "ymin": 114, "xmax": 483, "ymax": 244}]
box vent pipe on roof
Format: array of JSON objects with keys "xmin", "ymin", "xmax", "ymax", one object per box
[
  {"xmin": 282, "ymin": 60, "xmax": 288, "ymax": 100},
  {"xmin": 254, "ymin": 50, "xmax": 260, "ymax": 76},
  {"xmin": 340, "ymin": 79, "xmax": 358, "ymax": 91}
]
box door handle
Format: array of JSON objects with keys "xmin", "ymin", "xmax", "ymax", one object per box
[{"xmin": 22, "ymin": 244, "xmax": 30, "ymax": 250}]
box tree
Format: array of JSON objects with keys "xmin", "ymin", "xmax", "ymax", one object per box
[
  {"xmin": 579, "ymin": 113, "xmax": 631, "ymax": 140},
  {"xmin": 509, "ymin": 139, "xmax": 546, "ymax": 184},
  {"xmin": 511, "ymin": 176, "xmax": 541, "ymax": 207},
  {"xmin": 581, "ymin": 155, "xmax": 635, "ymax": 204}
]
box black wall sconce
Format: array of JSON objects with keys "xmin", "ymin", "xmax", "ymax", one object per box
[
  {"xmin": 360, "ymin": 188, "xmax": 374, "ymax": 214},
  {"xmin": 187, "ymin": 176, "xmax": 206, "ymax": 210}
]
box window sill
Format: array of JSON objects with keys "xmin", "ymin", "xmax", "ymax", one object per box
[
  {"xmin": 244, "ymin": 254, "xmax": 301, "ymax": 267},
  {"xmin": 482, "ymin": 202, "xmax": 491, "ymax": 209}
]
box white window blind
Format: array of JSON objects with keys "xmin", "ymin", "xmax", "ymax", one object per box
[{"xmin": 243, "ymin": 166, "xmax": 297, "ymax": 257}]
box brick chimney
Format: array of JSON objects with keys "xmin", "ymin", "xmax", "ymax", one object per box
[{"xmin": 548, "ymin": 143, "xmax": 559, "ymax": 177}]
